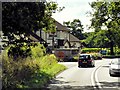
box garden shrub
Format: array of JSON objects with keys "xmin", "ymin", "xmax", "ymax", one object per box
[
  {"xmin": 8, "ymin": 43, "xmax": 31, "ymax": 59},
  {"xmin": 2, "ymin": 52, "xmax": 41, "ymax": 89},
  {"xmin": 116, "ymin": 48, "xmax": 120, "ymax": 55},
  {"xmin": 7, "ymin": 42, "xmax": 46, "ymax": 60},
  {"xmin": 30, "ymin": 43, "xmax": 46, "ymax": 58},
  {"xmin": 40, "ymin": 54, "xmax": 57, "ymax": 70},
  {"xmin": 40, "ymin": 54, "xmax": 66, "ymax": 76},
  {"xmin": 2, "ymin": 43, "xmax": 66, "ymax": 89},
  {"xmin": 81, "ymin": 48, "xmax": 101, "ymax": 53},
  {"xmin": 91, "ymin": 53, "xmax": 102, "ymax": 60}
]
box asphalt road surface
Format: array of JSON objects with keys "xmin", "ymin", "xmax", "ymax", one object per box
[
  {"xmin": 0, "ymin": 54, "xmax": 2, "ymax": 90},
  {"xmin": 47, "ymin": 58, "xmax": 120, "ymax": 90}
]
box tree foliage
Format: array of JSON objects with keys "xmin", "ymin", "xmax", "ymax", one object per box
[
  {"xmin": 90, "ymin": 1, "xmax": 120, "ymax": 32},
  {"xmin": 2, "ymin": 2, "xmax": 58, "ymax": 44},
  {"xmin": 2, "ymin": 2, "xmax": 59, "ymax": 58},
  {"xmin": 84, "ymin": 30, "xmax": 109, "ymax": 48},
  {"xmin": 63, "ymin": 19, "xmax": 84, "ymax": 40},
  {"xmin": 89, "ymin": 1, "xmax": 120, "ymax": 54}
]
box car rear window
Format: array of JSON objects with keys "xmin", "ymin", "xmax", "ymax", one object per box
[{"xmin": 79, "ymin": 55, "xmax": 91, "ymax": 60}]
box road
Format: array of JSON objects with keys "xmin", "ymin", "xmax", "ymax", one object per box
[
  {"xmin": 0, "ymin": 54, "xmax": 2, "ymax": 90},
  {"xmin": 47, "ymin": 58, "xmax": 120, "ymax": 90}
]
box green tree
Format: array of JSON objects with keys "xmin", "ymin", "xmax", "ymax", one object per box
[
  {"xmin": 63, "ymin": 19, "xmax": 84, "ymax": 40},
  {"xmin": 2, "ymin": 2, "xmax": 59, "ymax": 58},
  {"xmin": 2, "ymin": 2, "xmax": 58, "ymax": 45},
  {"xmin": 90, "ymin": 1, "xmax": 120, "ymax": 55},
  {"xmin": 83, "ymin": 30, "xmax": 110, "ymax": 48},
  {"xmin": 83, "ymin": 32, "xmax": 96, "ymax": 47},
  {"xmin": 93, "ymin": 30, "xmax": 109, "ymax": 48}
]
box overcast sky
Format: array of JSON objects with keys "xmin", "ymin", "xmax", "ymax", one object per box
[{"xmin": 51, "ymin": 0, "xmax": 96, "ymax": 32}]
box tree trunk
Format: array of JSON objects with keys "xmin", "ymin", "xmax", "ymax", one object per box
[{"xmin": 110, "ymin": 41, "xmax": 114, "ymax": 55}]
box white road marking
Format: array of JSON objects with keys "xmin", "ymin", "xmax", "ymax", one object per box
[
  {"xmin": 91, "ymin": 65, "xmax": 103, "ymax": 90},
  {"xmin": 95, "ymin": 66, "xmax": 103, "ymax": 89},
  {"xmin": 91, "ymin": 67, "xmax": 97, "ymax": 89}
]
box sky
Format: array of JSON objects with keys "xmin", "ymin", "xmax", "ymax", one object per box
[{"xmin": 51, "ymin": 0, "xmax": 96, "ymax": 32}]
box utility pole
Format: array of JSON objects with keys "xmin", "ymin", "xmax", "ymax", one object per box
[
  {"xmin": 52, "ymin": 32, "xmax": 55, "ymax": 50},
  {"xmin": 110, "ymin": 40, "xmax": 114, "ymax": 55},
  {"xmin": 40, "ymin": 28, "xmax": 42, "ymax": 44}
]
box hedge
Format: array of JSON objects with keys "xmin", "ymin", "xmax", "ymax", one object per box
[{"xmin": 2, "ymin": 43, "xmax": 66, "ymax": 89}]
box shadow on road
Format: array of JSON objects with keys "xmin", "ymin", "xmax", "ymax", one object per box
[
  {"xmin": 102, "ymin": 65, "xmax": 109, "ymax": 68},
  {"xmin": 47, "ymin": 85, "xmax": 95, "ymax": 90},
  {"xmin": 46, "ymin": 78, "xmax": 95, "ymax": 90},
  {"xmin": 46, "ymin": 77, "xmax": 120, "ymax": 90},
  {"xmin": 99, "ymin": 81, "xmax": 120, "ymax": 88},
  {"xmin": 78, "ymin": 66, "xmax": 95, "ymax": 68},
  {"xmin": 47, "ymin": 84, "xmax": 119, "ymax": 90}
]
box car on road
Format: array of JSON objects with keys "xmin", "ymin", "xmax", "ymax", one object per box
[
  {"xmin": 78, "ymin": 54, "xmax": 95, "ymax": 67},
  {"xmin": 109, "ymin": 59, "xmax": 120, "ymax": 76}
]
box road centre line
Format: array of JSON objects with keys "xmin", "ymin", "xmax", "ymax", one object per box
[
  {"xmin": 91, "ymin": 65, "xmax": 102, "ymax": 90},
  {"xmin": 95, "ymin": 66, "xmax": 103, "ymax": 90}
]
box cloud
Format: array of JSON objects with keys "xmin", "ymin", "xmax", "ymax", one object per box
[{"xmin": 52, "ymin": 0, "xmax": 96, "ymax": 32}]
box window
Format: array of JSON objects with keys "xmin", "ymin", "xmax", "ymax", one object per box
[{"xmin": 79, "ymin": 55, "xmax": 91, "ymax": 60}]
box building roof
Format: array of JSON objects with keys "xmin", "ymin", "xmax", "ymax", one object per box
[
  {"xmin": 69, "ymin": 34, "xmax": 80, "ymax": 42},
  {"xmin": 54, "ymin": 19, "xmax": 80, "ymax": 43},
  {"xmin": 55, "ymin": 20, "xmax": 70, "ymax": 32},
  {"xmin": 29, "ymin": 35, "xmax": 39, "ymax": 42}
]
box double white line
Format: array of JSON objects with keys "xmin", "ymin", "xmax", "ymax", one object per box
[{"xmin": 91, "ymin": 65, "xmax": 103, "ymax": 90}]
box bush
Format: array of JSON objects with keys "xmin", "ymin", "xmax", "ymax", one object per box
[
  {"xmin": 81, "ymin": 48, "xmax": 101, "ymax": 53},
  {"xmin": 8, "ymin": 43, "xmax": 31, "ymax": 59},
  {"xmin": 40, "ymin": 54, "xmax": 57, "ymax": 70},
  {"xmin": 2, "ymin": 53, "xmax": 41, "ymax": 89},
  {"xmin": 91, "ymin": 53, "xmax": 102, "ymax": 60},
  {"xmin": 2, "ymin": 44, "xmax": 66, "ymax": 89},
  {"xmin": 7, "ymin": 42, "xmax": 46, "ymax": 60},
  {"xmin": 73, "ymin": 55, "xmax": 79, "ymax": 61},
  {"xmin": 115, "ymin": 47, "xmax": 120, "ymax": 55},
  {"xmin": 30, "ymin": 43, "xmax": 46, "ymax": 58}
]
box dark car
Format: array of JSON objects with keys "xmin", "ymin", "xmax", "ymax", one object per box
[{"xmin": 78, "ymin": 54, "xmax": 95, "ymax": 67}]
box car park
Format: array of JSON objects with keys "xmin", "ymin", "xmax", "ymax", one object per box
[
  {"xmin": 109, "ymin": 59, "xmax": 120, "ymax": 76},
  {"xmin": 78, "ymin": 54, "xmax": 95, "ymax": 67}
]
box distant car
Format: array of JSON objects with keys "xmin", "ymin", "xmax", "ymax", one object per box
[
  {"xmin": 100, "ymin": 50, "xmax": 107, "ymax": 55},
  {"xmin": 109, "ymin": 59, "xmax": 120, "ymax": 76},
  {"xmin": 78, "ymin": 54, "xmax": 95, "ymax": 67}
]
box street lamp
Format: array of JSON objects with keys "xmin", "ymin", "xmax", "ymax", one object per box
[{"xmin": 52, "ymin": 32, "xmax": 55, "ymax": 50}]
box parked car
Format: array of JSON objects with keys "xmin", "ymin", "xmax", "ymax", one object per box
[
  {"xmin": 109, "ymin": 59, "xmax": 120, "ymax": 76},
  {"xmin": 78, "ymin": 54, "xmax": 95, "ymax": 67},
  {"xmin": 99, "ymin": 50, "xmax": 107, "ymax": 55}
]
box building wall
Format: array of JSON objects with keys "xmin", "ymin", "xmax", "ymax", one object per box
[
  {"xmin": 64, "ymin": 42, "xmax": 70, "ymax": 48},
  {"xmin": 56, "ymin": 31, "xmax": 69, "ymax": 40},
  {"xmin": 36, "ymin": 30, "xmax": 80, "ymax": 49},
  {"xmin": 70, "ymin": 42, "xmax": 81, "ymax": 48},
  {"xmin": 37, "ymin": 30, "xmax": 70, "ymax": 47}
]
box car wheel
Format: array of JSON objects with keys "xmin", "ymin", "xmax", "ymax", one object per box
[
  {"xmin": 92, "ymin": 64, "xmax": 95, "ymax": 67},
  {"xmin": 110, "ymin": 73, "xmax": 113, "ymax": 76},
  {"xmin": 109, "ymin": 71, "xmax": 113, "ymax": 76},
  {"xmin": 91, "ymin": 63, "xmax": 95, "ymax": 67}
]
